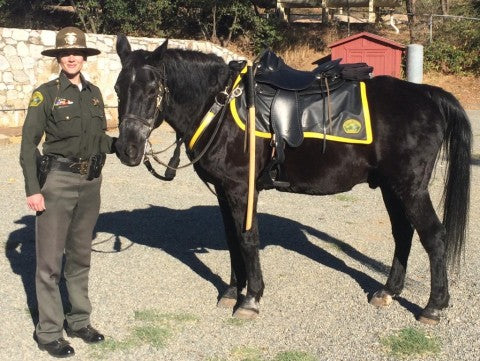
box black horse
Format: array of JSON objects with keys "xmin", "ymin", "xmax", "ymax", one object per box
[{"xmin": 113, "ymin": 35, "xmax": 471, "ymax": 324}]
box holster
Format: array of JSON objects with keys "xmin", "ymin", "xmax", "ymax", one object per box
[
  {"xmin": 86, "ymin": 153, "xmax": 106, "ymax": 180},
  {"xmin": 35, "ymin": 150, "xmax": 54, "ymax": 188}
]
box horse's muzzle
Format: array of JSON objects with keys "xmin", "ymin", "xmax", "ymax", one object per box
[
  {"xmin": 115, "ymin": 139, "xmax": 144, "ymax": 166},
  {"xmin": 115, "ymin": 120, "xmax": 151, "ymax": 166}
]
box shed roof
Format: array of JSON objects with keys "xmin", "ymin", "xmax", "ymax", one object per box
[{"xmin": 328, "ymin": 31, "xmax": 405, "ymax": 50}]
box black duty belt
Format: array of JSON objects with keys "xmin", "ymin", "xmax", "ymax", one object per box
[{"xmin": 50, "ymin": 157, "xmax": 90, "ymax": 175}]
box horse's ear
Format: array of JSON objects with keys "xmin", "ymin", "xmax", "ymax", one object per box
[
  {"xmin": 150, "ymin": 39, "xmax": 169, "ymax": 63},
  {"xmin": 116, "ymin": 34, "xmax": 131, "ymax": 64}
]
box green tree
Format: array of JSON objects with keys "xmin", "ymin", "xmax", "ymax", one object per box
[
  {"xmin": 0, "ymin": 0, "xmax": 76, "ymax": 30},
  {"xmin": 101, "ymin": 0, "xmax": 170, "ymax": 36},
  {"xmin": 424, "ymin": 0, "xmax": 480, "ymax": 74},
  {"xmin": 160, "ymin": 0, "xmax": 282, "ymax": 51},
  {"xmin": 68, "ymin": 0, "xmax": 103, "ymax": 33}
]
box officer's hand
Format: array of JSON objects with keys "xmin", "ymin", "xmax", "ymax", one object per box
[{"xmin": 27, "ymin": 193, "xmax": 46, "ymax": 212}]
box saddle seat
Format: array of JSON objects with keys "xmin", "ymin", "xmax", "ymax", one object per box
[{"xmin": 255, "ymin": 51, "xmax": 343, "ymax": 91}]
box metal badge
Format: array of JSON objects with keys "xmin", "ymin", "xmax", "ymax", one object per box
[{"xmin": 64, "ymin": 32, "xmax": 78, "ymax": 46}]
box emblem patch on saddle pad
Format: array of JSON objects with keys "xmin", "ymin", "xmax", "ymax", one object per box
[
  {"xmin": 230, "ymin": 79, "xmax": 373, "ymax": 145},
  {"xmin": 343, "ymin": 119, "xmax": 362, "ymax": 134}
]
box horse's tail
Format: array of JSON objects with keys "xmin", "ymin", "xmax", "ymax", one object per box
[{"xmin": 434, "ymin": 90, "xmax": 472, "ymax": 269}]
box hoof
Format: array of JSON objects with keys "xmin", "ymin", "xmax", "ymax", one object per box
[
  {"xmin": 233, "ymin": 295, "xmax": 259, "ymax": 319},
  {"xmin": 417, "ymin": 315, "xmax": 440, "ymax": 325},
  {"xmin": 418, "ymin": 308, "xmax": 441, "ymax": 325},
  {"xmin": 217, "ymin": 297, "xmax": 237, "ymax": 309},
  {"xmin": 233, "ymin": 307, "xmax": 259, "ymax": 320},
  {"xmin": 370, "ymin": 290, "xmax": 394, "ymax": 308}
]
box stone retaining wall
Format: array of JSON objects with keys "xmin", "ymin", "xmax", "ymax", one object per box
[{"xmin": 0, "ymin": 27, "xmax": 243, "ymax": 129}]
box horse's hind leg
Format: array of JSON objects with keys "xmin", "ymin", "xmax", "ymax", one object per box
[
  {"xmin": 405, "ymin": 192, "xmax": 449, "ymax": 324},
  {"xmin": 370, "ymin": 186, "xmax": 414, "ymax": 307},
  {"xmin": 215, "ymin": 185, "xmax": 247, "ymax": 309},
  {"xmin": 375, "ymin": 187, "xmax": 449, "ymax": 324}
]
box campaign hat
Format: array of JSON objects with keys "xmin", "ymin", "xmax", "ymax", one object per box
[{"xmin": 41, "ymin": 27, "xmax": 100, "ymax": 57}]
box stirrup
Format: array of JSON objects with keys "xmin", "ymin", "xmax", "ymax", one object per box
[{"xmin": 258, "ymin": 160, "xmax": 290, "ymax": 189}]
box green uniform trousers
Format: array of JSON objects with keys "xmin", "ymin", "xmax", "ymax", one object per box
[{"xmin": 35, "ymin": 170, "xmax": 101, "ymax": 344}]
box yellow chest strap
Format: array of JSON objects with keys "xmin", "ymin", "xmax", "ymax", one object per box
[{"xmin": 188, "ymin": 85, "xmax": 244, "ymax": 151}]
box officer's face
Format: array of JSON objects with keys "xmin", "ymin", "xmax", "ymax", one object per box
[{"xmin": 57, "ymin": 51, "xmax": 86, "ymax": 78}]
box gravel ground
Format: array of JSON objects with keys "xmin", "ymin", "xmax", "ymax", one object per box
[{"xmin": 1, "ymin": 110, "xmax": 479, "ymax": 361}]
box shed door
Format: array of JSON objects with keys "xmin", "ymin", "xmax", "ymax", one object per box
[
  {"xmin": 364, "ymin": 51, "xmax": 387, "ymax": 76},
  {"xmin": 345, "ymin": 49, "xmax": 388, "ymax": 76}
]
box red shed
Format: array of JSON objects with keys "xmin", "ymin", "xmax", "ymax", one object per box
[{"xmin": 328, "ymin": 32, "xmax": 405, "ymax": 78}]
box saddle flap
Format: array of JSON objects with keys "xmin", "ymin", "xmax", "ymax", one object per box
[{"xmin": 271, "ymin": 89, "xmax": 304, "ymax": 147}]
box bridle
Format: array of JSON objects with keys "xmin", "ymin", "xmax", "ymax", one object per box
[
  {"xmin": 118, "ymin": 62, "xmax": 240, "ymax": 182},
  {"xmin": 143, "ymin": 84, "xmax": 239, "ymax": 163},
  {"xmin": 119, "ymin": 64, "xmax": 168, "ymax": 135}
]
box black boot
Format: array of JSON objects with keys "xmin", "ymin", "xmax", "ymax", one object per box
[{"xmin": 37, "ymin": 337, "xmax": 75, "ymax": 358}]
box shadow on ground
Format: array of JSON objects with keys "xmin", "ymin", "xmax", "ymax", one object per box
[{"xmin": 5, "ymin": 205, "xmax": 423, "ymax": 325}]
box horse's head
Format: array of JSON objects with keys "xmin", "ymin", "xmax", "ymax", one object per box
[{"xmin": 114, "ymin": 35, "xmax": 168, "ymax": 166}]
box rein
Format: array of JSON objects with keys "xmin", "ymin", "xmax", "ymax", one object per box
[{"xmin": 143, "ymin": 74, "xmax": 241, "ymax": 180}]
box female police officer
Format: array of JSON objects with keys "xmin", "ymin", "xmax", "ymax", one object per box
[{"xmin": 20, "ymin": 27, "xmax": 116, "ymax": 358}]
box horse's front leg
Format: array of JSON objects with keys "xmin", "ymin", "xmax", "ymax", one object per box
[
  {"xmin": 224, "ymin": 184, "xmax": 264, "ymax": 319},
  {"xmin": 233, "ymin": 220, "xmax": 264, "ymax": 319},
  {"xmin": 215, "ymin": 185, "xmax": 247, "ymax": 309}
]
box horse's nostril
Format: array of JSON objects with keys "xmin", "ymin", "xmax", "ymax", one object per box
[{"xmin": 126, "ymin": 145, "xmax": 137, "ymax": 158}]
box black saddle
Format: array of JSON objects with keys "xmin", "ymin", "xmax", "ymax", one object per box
[
  {"xmin": 251, "ymin": 50, "xmax": 373, "ymax": 189},
  {"xmin": 255, "ymin": 51, "xmax": 342, "ymax": 91}
]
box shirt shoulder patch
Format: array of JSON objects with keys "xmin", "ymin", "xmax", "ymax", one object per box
[{"xmin": 29, "ymin": 91, "xmax": 44, "ymax": 107}]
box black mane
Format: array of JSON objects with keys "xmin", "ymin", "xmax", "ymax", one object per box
[
  {"xmin": 163, "ymin": 49, "xmax": 230, "ymax": 104},
  {"xmin": 160, "ymin": 49, "xmax": 231, "ymax": 135}
]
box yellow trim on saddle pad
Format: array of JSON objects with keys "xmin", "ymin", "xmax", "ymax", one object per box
[{"xmin": 230, "ymin": 79, "xmax": 373, "ymax": 145}]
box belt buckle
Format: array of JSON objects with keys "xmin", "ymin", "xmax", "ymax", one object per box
[{"xmin": 79, "ymin": 160, "xmax": 89, "ymax": 175}]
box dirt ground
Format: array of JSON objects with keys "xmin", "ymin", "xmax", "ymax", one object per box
[{"xmin": 423, "ymin": 73, "xmax": 480, "ymax": 109}]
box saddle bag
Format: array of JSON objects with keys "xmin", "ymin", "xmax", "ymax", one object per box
[{"xmin": 340, "ymin": 63, "xmax": 373, "ymax": 81}]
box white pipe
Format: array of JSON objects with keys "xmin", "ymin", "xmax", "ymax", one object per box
[
  {"xmin": 407, "ymin": 44, "xmax": 423, "ymax": 84},
  {"xmin": 390, "ymin": 14, "xmax": 399, "ymax": 34}
]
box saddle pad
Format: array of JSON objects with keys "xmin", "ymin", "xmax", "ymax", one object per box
[{"xmin": 230, "ymin": 79, "xmax": 373, "ymax": 145}]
